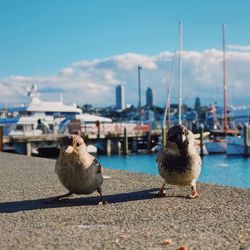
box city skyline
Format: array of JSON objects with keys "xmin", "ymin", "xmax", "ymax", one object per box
[
  {"xmin": 115, "ymin": 85, "xmax": 155, "ymax": 109},
  {"xmin": 115, "ymin": 85, "xmax": 125, "ymax": 110},
  {"xmin": 146, "ymin": 87, "xmax": 154, "ymax": 108},
  {"xmin": 0, "ymin": 1, "xmax": 249, "ymax": 107}
]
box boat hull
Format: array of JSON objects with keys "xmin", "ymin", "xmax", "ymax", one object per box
[
  {"xmin": 205, "ymin": 140, "xmax": 226, "ymax": 154},
  {"xmin": 226, "ymin": 136, "xmax": 250, "ymax": 156}
]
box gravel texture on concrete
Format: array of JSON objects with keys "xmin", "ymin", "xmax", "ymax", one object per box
[{"xmin": 0, "ymin": 152, "xmax": 249, "ymax": 250}]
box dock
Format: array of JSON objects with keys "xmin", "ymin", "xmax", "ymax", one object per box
[
  {"xmin": 1, "ymin": 125, "xmax": 249, "ymax": 157},
  {"xmin": 1, "ymin": 129, "xmax": 161, "ymax": 156},
  {"xmin": 2, "ymin": 134, "xmax": 67, "ymax": 156},
  {"xmin": 0, "ymin": 152, "xmax": 249, "ymax": 249}
]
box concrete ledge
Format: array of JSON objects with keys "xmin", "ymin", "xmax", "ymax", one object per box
[{"xmin": 0, "ymin": 152, "xmax": 249, "ymax": 249}]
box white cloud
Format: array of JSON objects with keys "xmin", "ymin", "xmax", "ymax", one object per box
[
  {"xmin": 1, "ymin": 48, "xmax": 250, "ymax": 108},
  {"xmin": 228, "ymin": 44, "xmax": 250, "ymax": 51},
  {"xmin": 113, "ymin": 53, "xmax": 157, "ymax": 70},
  {"xmin": 59, "ymin": 67, "xmax": 75, "ymax": 76},
  {"xmin": 72, "ymin": 59, "xmax": 101, "ymax": 69}
]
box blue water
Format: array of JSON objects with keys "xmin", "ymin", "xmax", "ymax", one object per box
[{"xmin": 96, "ymin": 154, "xmax": 250, "ymax": 189}]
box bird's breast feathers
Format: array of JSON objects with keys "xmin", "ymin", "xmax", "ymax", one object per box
[
  {"xmin": 55, "ymin": 153, "xmax": 103, "ymax": 194},
  {"xmin": 157, "ymin": 145, "xmax": 201, "ymax": 185}
]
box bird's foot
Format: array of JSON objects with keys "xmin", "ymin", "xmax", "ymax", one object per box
[
  {"xmin": 43, "ymin": 197, "xmax": 70, "ymax": 204},
  {"xmin": 52, "ymin": 197, "xmax": 71, "ymax": 202},
  {"xmin": 97, "ymin": 200, "xmax": 108, "ymax": 205},
  {"xmin": 155, "ymin": 188, "xmax": 166, "ymax": 198},
  {"xmin": 49, "ymin": 192, "xmax": 73, "ymax": 202},
  {"xmin": 96, "ymin": 187, "xmax": 107, "ymax": 205},
  {"xmin": 189, "ymin": 191, "xmax": 199, "ymax": 199}
]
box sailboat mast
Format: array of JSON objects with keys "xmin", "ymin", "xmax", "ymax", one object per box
[
  {"xmin": 222, "ymin": 24, "xmax": 228, "ymax": 133},
  {"xmin": 178, "ymin": 21, "xmax": 183, "ymax": 125}
]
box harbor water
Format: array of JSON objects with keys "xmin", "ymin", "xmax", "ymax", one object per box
[{"xmin": 97, "ymin": 154, "xmax": 250, "ymax": 189}]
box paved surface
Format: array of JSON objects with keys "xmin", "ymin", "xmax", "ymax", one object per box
[{"xmin": 0, "ymin": 152, "xmax": 249, "ymax": 250}]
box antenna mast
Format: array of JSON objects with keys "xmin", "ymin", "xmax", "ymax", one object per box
[
  {"xmin": 178, "ymin": 21, "xmax": 183, "ymax": 125},
  {"xmin": 222, "ymin": 24, "xmax": 228, "ymax": 133}
]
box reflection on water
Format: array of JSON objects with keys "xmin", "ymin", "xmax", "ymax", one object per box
[{"xmin": 97, "ymin": 154, "xmax": 250, "ymax": 189}]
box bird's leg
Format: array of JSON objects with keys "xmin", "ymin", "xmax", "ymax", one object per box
[
  {"xmin": 190, "ymin": 181, "xmax": 199, "ymax": 199},
  {"xmin": 51, "ymin": 191, "xmax": 73, "ymax": 202},
  {"xmin": 156, "ymin": 182, "xmax": 166, "ymax": 197},
  {"xmin": 96, "ymin": 187, "xmax": 108, "ymax": 205}
]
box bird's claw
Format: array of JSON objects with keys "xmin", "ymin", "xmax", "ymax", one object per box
[
  {"xmin": 155, "ymin": 189, "xmax": 166, "ymax": 198},
  {"xmin": 57, "ymin": 198, "xmax": 71, "ymax": 202},
  {"xmin": 189, "ymin": 191, "xmax": 199, "ymax": 199},
  {"xmin": 97, "ymin": 200, "xmax": 108, "ymax": 205},
  {"xmin": 43, "ymin": 197, "xmax": 70, "ymax": 204}
]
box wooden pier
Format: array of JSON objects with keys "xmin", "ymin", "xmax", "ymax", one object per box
[
  {"xmin": 0, "ymin": 129, "xmax": 161, "ymax": 156},
  {"xmin": 2, "ymin": 134, "xmax": 67, "ymax": 156}
]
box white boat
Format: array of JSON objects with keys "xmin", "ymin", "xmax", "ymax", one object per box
[
  {"xmin": 7, "ymin": 84, "xmax": 112, "ymax": 134},
  {"xmin": 1, "ymin": 84, "xmax": 110, "ymax": 155},
  {"xmin": 226, "ymin": 126, "xmax": 250, "ymax": 156},
  {"xmin": 0, "ymin": 84, "xmax": 82, "ymax": 135},
  {"xmin": 205, "ymin": 25, "xmax": 239, "ymax": 154},
  {"xmin": 8, "ymin": 115, "xmax": 60, "ymax": 136}
]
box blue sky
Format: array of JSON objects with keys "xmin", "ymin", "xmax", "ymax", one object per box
[{"xmin": 0, "ymin": 0, "xmax": 250, "ymax": 106}]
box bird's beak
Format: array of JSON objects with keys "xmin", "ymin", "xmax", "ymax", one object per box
[
  {"xmin": 63, "ymin": 145, "xmax": 74, "ymax": 154},
  {"xmin": 182, "ymin": 134, "xmax": 186, "ymax": 144}
]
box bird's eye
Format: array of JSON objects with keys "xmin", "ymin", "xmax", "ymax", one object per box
[{"xmin": 76, "ymin": 142, "xmax": 80, "ymax": 147}]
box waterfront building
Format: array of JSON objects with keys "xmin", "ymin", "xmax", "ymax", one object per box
[
  {"xmin": 115, "ymin": 85, "xmax": 125, "ymax": 110},
  {"xmin": 146, "ymin": 87, "xmax": 154, "ymax": 107}
]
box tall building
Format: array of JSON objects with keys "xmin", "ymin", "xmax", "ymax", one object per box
[
  {"xmin": 146, "ymin": 87, "xmax": 154, "ymax": 107},
  {"xmin": 115, "ymin": 85, "xmax": 125, "ymax": 110}
]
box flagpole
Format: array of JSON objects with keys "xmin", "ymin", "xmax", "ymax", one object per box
[
  {"xmin": 138, "ymin": 65, "xmax": 142, "ymax": 124},
  {"xmin": 222, "ymin": 24, "xmax": 228, "ymax": 133},
  {"xmin": 178, "ymin": 21, "xmax": 183, "ymax": 125}
]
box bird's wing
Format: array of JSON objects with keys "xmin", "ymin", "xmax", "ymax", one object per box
[
  {"xmin": 89, "ymin": 158, "xmax": 103, "ymax": 174},
  {"xmin": 156, "ymin": 148, "xmax": 166, "ymax": 163},
  {"xmin": 55, "ymin": 159, "xmax": 60, "ymax": 174},
  {"xmin": 157, "ymin": 148, "xmax": 173, "ymax": 166},
  {"xmin": 156, "ymin": 146, "xmax": 173, "ymax": 161},
  {"xmin": 156, "ymin": 151, "xmax": 161, "ymax": 162}
]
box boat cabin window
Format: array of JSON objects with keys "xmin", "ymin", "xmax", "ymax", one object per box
[{"xmin": 16, "ymin": 125, "xmax": 23, "ymax": 130}]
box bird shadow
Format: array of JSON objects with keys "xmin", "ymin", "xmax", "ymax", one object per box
[
  {"xmin": 0, "ymin": 187, "xmax": 193, "ymax": 214},
  {"xmin": 0, "ymin": 187, "xmax": 185, "ymax": 213}
]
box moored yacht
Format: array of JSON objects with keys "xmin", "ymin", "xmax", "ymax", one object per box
[
  {"xmin": 226, "ymin": 125, "xmax": 250, "ymax": 156},
  {"xmin": 1, "ymin": 84, "xmax": 111, "ymax": 155},
  {"xmin": 205, "ymin": 25, "xmax": 239, "ymax": 154},
  {"xmin": 0, "ymin": 84, "xmax": 82, "ymax": 135}
]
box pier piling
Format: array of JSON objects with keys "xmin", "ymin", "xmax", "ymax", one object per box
[
  {"xmin": 26, "ymin": 142, "xmax": 32, "ymax": 157},
  {"xmin": 123, "ymin": 128, "xmax": 128, "ymax": 155},
  {"xmin": 131, "ymin": 138, "xmax": 138, "ymax": 153},
  {"xmin": 0, "ymin": 126, "xmax": 3, "ymax": 152},
  {"xmin": 106, "ymin": 139, "xmax": 111, "ymax": 156},
  {"xmin": 244, "ymin": 125, "xmax": 249, "ymax": 157},
  {"xmin": 200, "ymin": 125, "xmax": 204, "ymax": 156},
  {"xmin": 111, "ymin": 139, "xmax": 121, "ymax": 155},
  {"xmin": 146, "ymin": 131, "xmax": 151, "ymax": 152}
]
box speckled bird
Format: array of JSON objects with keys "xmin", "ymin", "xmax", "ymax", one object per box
[
  {"xmin": 54, "ymin": 134, "xmax": 106, "ymax": 204},
  {"xmin": 157, "ymin": 125, "xmax": 201, "ymax": 198}
]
